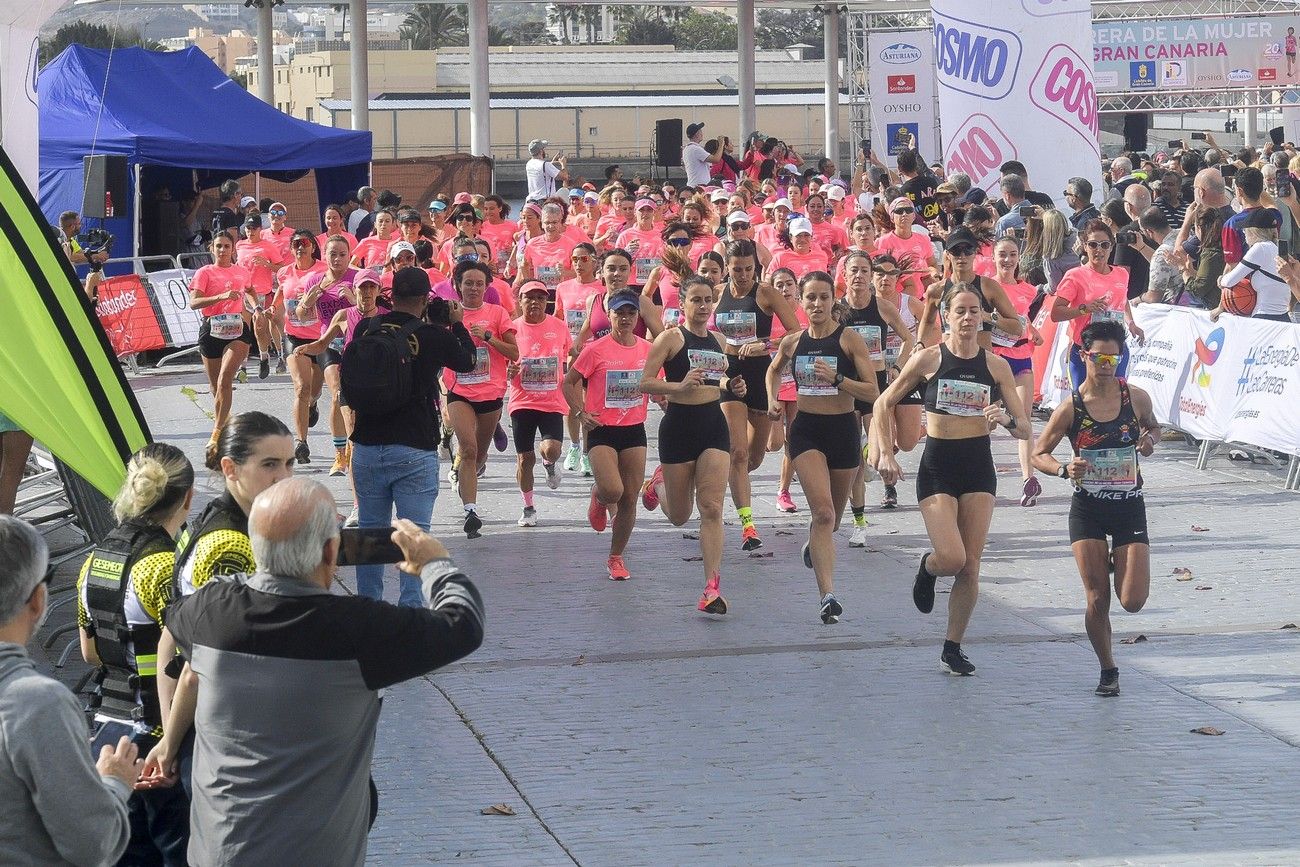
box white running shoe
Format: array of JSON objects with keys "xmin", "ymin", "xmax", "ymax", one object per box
[
  {"xmin": 848, "ymin": 525, "xmax": 868, "ymax": 547},
  {"xmin": 545, "ymin": 461, "xmax": 562, "ymax": 490},
  {"xmin": 517, "ymin": 506, "xmax": 537, "ymax": 527}
]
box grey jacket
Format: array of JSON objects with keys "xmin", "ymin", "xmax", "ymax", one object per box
[{"xmin": 0, "ymin": 642, "xmax": 131, "ymax": 867}]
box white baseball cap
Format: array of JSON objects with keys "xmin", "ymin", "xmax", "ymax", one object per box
[{"xmin": 788, "ymin": 217, "xmax": 814, "ymax": 236}]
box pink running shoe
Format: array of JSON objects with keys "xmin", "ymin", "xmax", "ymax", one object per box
[
  {"xmin": 588, "ymin": 486, "xmax": 608, "ymax": 532},
  {"xmin": 607, "ymin": 555, "xmax": 630, "ymax": 581},
  {"xmin": 775, "ymin": 489, "xmax": 797, "ymax": 513},
  {"xmin": 641, "ymin": 465, "xmax": 664, "ymax": 511},
  {"xmin": 697, "ymin": 573, "xmax": 728, "ymax": 614}
]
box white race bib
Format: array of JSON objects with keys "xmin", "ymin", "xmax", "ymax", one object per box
[
  {"xmin": 662, "ymin": 307, "xmax": 683, "ymax": 328},
  {"xmin": 716, "ymin": 311, "xmax": 758, "ymax": 346},
  {"xmin": 990, "ymin": 315, "xmax": 1027, "ymax": 348},
  {"xmin": 565, "ymin": 308, "xmax": 585, "ymax": 337},
  {"xmin": 687, "ymin": 348, "xmax": 728, "ymax": 385},
  {"xmin": 1080, "ymin": 446, "xmax": 1138, "ymax": 493},
  {"xmin": 935, "ymin": 378, "xmax": 990, "ymax": 416},
  {"xmin": 794, "ymin": 354, "xmax": 838, "ymax": 397},
  {"xmin": 460, "ymin": 346, "xmax": 491, "ymax": 386},
  {"xmin": 520, "ymin": 356, "xmax": 558, "ymax": 392},
  {"xmin": 850, "ymin": 324, "xmax": 883, "ymax": 361},
  {"xmin": 286, "ymin": 297, "xmax": 317, "ymax": 327},
  {"xmin": 604, "ymin": 369, "xmax": 642, "ymax": 409},
  {"xmin": 209, "ymin": 313, "xmax": 243, "ymax": 340},
  {"xmin": 884, "ymin": 333, "xmax": 903, "ymax": 368}
]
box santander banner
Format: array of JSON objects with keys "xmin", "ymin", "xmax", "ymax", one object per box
[{"xmin": 932, "ymin": 0, "xmax": 1099, "ymax": 208}]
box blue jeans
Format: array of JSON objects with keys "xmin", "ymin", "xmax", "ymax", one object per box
[
  {"xmin": 1068, "ymin": 342, "xmax": 1130, "ymax": 390},
  {"xmin": 351, "ymin": 443, "xmax": 439, "ymax": 606}
]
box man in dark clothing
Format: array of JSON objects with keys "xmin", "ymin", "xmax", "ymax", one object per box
[
  {"xmin": 897, "ymin": 149, "xmax": 939, "ymax": 223},
  {"xmin": 211, "ymin": 179, "xmax": 242, "ymax": 243},
  {"xmin": 163, "ymin": 478, "xmax": 484, "ymax": 867},
  {"xmin": 349, "ymin": 268, "xmax": 476, "ymax": 604},
  {"xmin": 1065, "ymin": 177, "xmax": 1100, "ymax": 230},
  {"xmin": 994, "ymin": 160, "xmax": 1054, "ymax": 213},
  {"xmin": 1113, "ymin": 184, "xmax": 1153, "ymax": 300}
]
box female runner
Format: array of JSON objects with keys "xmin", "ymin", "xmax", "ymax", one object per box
[
  {"xmin": 564, "ymin": 290, "xmax": 654, "ymax": 581},
  {"xmin": 639, "ymin": 276, "xmax": 747, "ymax": 614},
  {"xmin": 766, "ymin": 272, "xmax": 880, "ymax": 624},
  {"xmin": 916, "ymin": 227, "xmax": 1025, "ymax": 353},
  {"xmin": 188, "ymin": 234, "xmax": 256, "ymax": 458},
  {"xmin": 765, "ymin": 267, "xmax": 806, "ymax": 514},
  {"xmin": 989, "ymin": 237, "xmax": 1046, "ymax": 506},
  {"xmin": 315, "ymin": 204, "xmax": 357, "ymax": 255},
  {"xmin": 303, "ymin": 236, "xmax": 359, "ymax": 478},
  {"xmin": 716, "ymin": 239, "xmax": 799, "ymax": 550},
  {"xmin": 870, "ymin": 283, "xmax": 1029, "ymax": 675},
  {"xmin": 273, "ymin": 230, "xmax": 328, "ymax": 463}
]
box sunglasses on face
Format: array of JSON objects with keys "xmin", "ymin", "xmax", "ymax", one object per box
[
  {"xmin": 292, "ymin": 240, "xmax": 312, "ymax": 248},
  {"xmin": 1083, "ymin": 350, "xmax": 1121, "ymax": 365},
  {"xmin": 270, "ymin": 210, "xmax": 286, "ymax": 217},
  {"xmin": 731, "ymin": 222, "xmax": 751, "ymax": 231},
  {"xmin": 572, "ymin": 254, "xmax": 592, "ymax": 262},
  {"xmin": 455, "ymin": 252, "xmax": 479, "ymax": 262},
  {"xmin": 667, "ymin": 237, "xmax": 692, "ymax": 247},
  {"xmin": 893, "ymin": 208, "xmax": 915, "ymax": 215},
  {"xmin": 1086, "ymin": 240, "xmax": 1113, "ymax": 250},
  {"xmin": 948, "ymin": 247, "xmax": 976, "ymax": 257}
]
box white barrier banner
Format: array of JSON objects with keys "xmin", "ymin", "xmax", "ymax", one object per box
[
  {"xmin": 931, "ymin": 0, "xmax": 1099, "ymax": 208},
  {"xmin": 143, "ymin": 268, "xmax": 205, "ymax": 347},
  {"xmin": 866, "ymin": 31, "xmax": 938, "ymax": 163},
  {"xmin": 1041, "ymin": 304, "xmax": 1300, "ymax": 457}
]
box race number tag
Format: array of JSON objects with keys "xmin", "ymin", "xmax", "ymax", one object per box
[
  {"xmin": 330, "ymin": 337, "xmax": 345, "ymax": 354},
  {"xmin": 687, "ymin": 349, "xmax": 728, "ymax": 385},
  {"xmin": 1080, "ymin": 446, "xmax": 1138, "ymax": 492},
  {"xmin": 604, "ymin": 369, "xmax": 643, "ymax": 409},
  {"xmin": 935, "ymin": 379, "xmax": 990, "ymax": 416},
  {"xmin": 779, "ymin": 357, "xmax": 795, "ymax": 389},
  {"xmin": 990, "ymin": 315, "xmax": 1027, "ymax": 348},
  {"xmin": 537, "ymin": 265, "xmax": 562, "ymax": 288},
  {"xmin": 460, "ymin": 347, "xmax": 491, "ymax": 385},
  {"xmin": 794, "ymin": 354, "xmax": 837, "ymax": 397},
  {"xmin": 1093, "ymin": 307, "xmax": 1126, "ymax": 326},
  {"xmin": 884, "ymin": 333, "xmax": 903, "ymax": 368},
  {"xmin": 209, "ymin": 313, "xmax": 243, "ymax": 340},
  {"xmin": 634, "ymin": 257, "xmax": 658, "ymax": 285},
  {"xmin": 565, "ymin": 307, "xmax": 585, "ymax": 337},
  {"xmin": 520, "ymin": 356, "xmax": 558, "ymax": 392},
  {"xmin": 286, "ymin": 297, "xmax": 317, "ymax": 327},
  {"xmin": 850, "ymin": 324, "xmax": 883, "ymax": 361},
  {"xmin": 662, "ymin": 307, "xmax": 683, "ymax": 328},
  {"xmin": 715, "ymin": 311, "xmax": 757, "ymax": 346}
]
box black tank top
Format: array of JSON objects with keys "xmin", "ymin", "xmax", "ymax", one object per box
[
  {"xmin": 923, "ymin": 343, "xmax": 1000, "ymax": 416},
  {"xmin": 1068, "ymin": 380, "xmax": 1144, "ymax": 495},
  {"xmin": 793, "ymin": 325, "xmax": 855, "ymax": 396},
  {"xmin": 843, "ymin": 294, "xmax": 888, "ymax": 364},
  {"xmin": 662, "ymin": 326, "xmax": 729, "ymax": 386},
  {"xmin": 715, "ymin": 280, "xmax": 773, "ymax": 346}
]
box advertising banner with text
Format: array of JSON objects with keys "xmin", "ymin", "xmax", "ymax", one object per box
[
  {"xmin": 867, "ymin": 31, "xmax": 938, "ymax": 162},
  {"xmin": 932, "ymin": 0, "xmax": 1099, "ymax": 209},
  {"xmin": 1093, "ymin": 16, "xmax": 1300, "ymax": 93}
]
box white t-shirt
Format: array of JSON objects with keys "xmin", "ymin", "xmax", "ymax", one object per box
[
  {"xmin": 683, "ymin": 141, "xmax": 712, "ymax": 187},
  {"xmin": 1222, "ymin": 240, "xmax": 1290, "ymax": 316},
  {"xmin": 347, "ymin": 208, "xmax": 369, "ymax": 235},
  {"xmin": 526, "ymin": 158, "xmax": 561, "ymax": 200}
]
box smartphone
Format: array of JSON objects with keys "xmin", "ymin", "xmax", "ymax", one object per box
[
  {"xmin": 1191, "ymin": 132, "xmax": 1207, "ymax": 141},
  {"xmin": 1116, "ymin": 229, "xmax": 1138, "ymax": 246},
  {"xmin": 1167, "ymin": 139, "xmax": 1183, "ymax": 149},
  {"xmin": 860, "ymin": 140, "xmax": 871, "ymax": 157},
  {"xmin": 336, "ymin": 527, "xmax": 404, "ymax": 567},
  {"xmin": 1017, "ymin": 202, "xmax": 1036, "ymax": 217},
  {"xmin": 1220, "ymin": 164, "xmax": 1238, "ymax": 180},
  {"xmin": 1280, "ymin": 238, "xmax": 1291, "ymax": 259},
  {"xmin": 1279, "ymin": 169, "xmax": 1293, "ymax": 197}
]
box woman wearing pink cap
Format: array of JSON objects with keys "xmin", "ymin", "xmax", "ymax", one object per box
[
  {"xmin": 594, "ymin": 196, "xmax": 634, "ymax": 252},
  {"xmin": 616, "ymin": 199, "xmax": 666, "ymax": 287},
  {"xmin": 875, "ymin": 196, "xmax": 937, "ymax": 301}
]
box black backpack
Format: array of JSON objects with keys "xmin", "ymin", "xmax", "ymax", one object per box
[{"xmin": 341, "ymin": 317, "xmax": 424, "ymax": 415}]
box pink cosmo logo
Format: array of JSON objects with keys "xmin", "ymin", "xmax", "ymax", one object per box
[
  {"xmin": 944, "ymin": 113, "xmax": 1017, "ymax": 193},
  {"xmin": 1030, "ymin": 44, "xmax": 1100, "ymax": 157}
]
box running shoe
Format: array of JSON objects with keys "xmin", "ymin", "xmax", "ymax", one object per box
[
  {"xmin": 1020, "ymin": 475, "xmax": 1042, "ymax": 508},
  {"xmin": 697, "ymin": 574, "xmax": 728, "ymax": 614},
  {"xmin": 258, "ymin": 356, "xmax": 270, "ymax": 380},
  {"xmin": 606, "ymin": 555, "xmax": 629, "ymax": 581},
  {"xmin": 343, "ymin": 507, "xmax": 359, "ymax": 528},
  {"xmin": 848, "ymin": 525, "xmax": 868, "ymax": 548},
  {"xmin": 328, "ymin": 451, "xmax": 347, "ymax": 478},
  {"xmin": 741, "ymin": 524, "xmax": 762, "ymax": 551},
  {"xmin": 581, "ymin": 455, "xmax": 592, "ymax": 477},
  {"xmin": 544, "ymin": 461, "xmax": 562, "ymax": 490},
  {"xmin": 801, "ymin": 541, "xmax": 813, "ymax": 569},
  {"xmin": 819, "ymin": 593, "xmax": 843, "ymax": 624},
  {"xmin": 775, "ymin": 490, "xmax": 797, "ymax": 513},
  {"xmin": 913, "ymin": 552, "xmax": 936, "ymax": 614},
  {"xmin": 564, "ymin": 444, "xmax": 580, "ymax": 472},
  {"xmin": 463, "ymin": 509, "xmax": 483, "ymax": 539},
  {"xmin": 275, "ymin": 356, "xmax": 287, "ymax": 375},
  {"xmin": 641, "ymin": 465, "xmax": 664, "ymax": 511},
  {"xmin": 881, "ymin": 484, "xmax": 898, "ymax": 509},
  {"xmin": 476, "ymin": 462, "xmax": 486, "ymax": 478},
  {"xmin": 517, "ymin": 506, "xmax": 537, "ymax": 528},
  {"xmin": 940, "ymin": 645, "xmax": 976, "ymax": 676},
  {"xmin": 294, "ymin": 439, "xmax": 311, "ymax": 465},
  {"xmin": 493, "ymin": 423, "xmax": 509, "ymax": 452},
  {"xmin": 587, "ymin": 486, "xmax": 608, "ymax": 532},
  {"xmin": 1095, "ymin": 668, "xmax": 1120, "ymax": 697},
  {"xmin": 236, "ymin": 367, "xmax": 248, "ymax": 384},
  {"xmin": 308, "ymin": 400, "xmax": 319, "ymax": 428}
]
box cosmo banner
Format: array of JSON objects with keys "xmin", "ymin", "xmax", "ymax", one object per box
[
  {"xmin": 931, "ymin": 0, "xmax": 1098, "ymax": 208},
  {"xmin": 1093, "ymin": 17, "xmax": 1300, "ymax": 94},
  {"xmin": 866, "ymin": 31, "xmax": 938, "ymax": 161},
  {"xmin": 1041, "ymin": 305, "xmax": 1300, "ymax": 458}
]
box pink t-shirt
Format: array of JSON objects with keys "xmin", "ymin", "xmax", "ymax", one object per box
[
  {"xmin": 479, "ymin": 220, "xmax": 519, "ymax": 270},
  {"xmin": 593, "ymin": 215, "xmax": 627, "ymax": 248},
  {"xmin": 991, "ymin": 278, "xmax": 1037, "ymax": 361},
  {"xmin": 266, "ymin": 225, "xmax": 296, "ymax": 263},
  {"xmin": 316, "ymin": 231, "xmax": 357, "ymax": 255},
  {"xmin": 810, "ymin": 220, "xmax": 849, "ymax": 259},
  {"xmin": 571, "ymin": 333, "xmax": 653, "ymax": 428},
  {"xmin": 616, "ymin": 227, "xmax": 664, "ymax": 285},
  {"xmin": 307, "ymin": 268, "xmax": 359, "ymax": 324},
  {"xmin": 352, "ymin": 234, "xmax": 397, "ymax": 268},
  {"xmin": 234, "ymin": 238, "xmax": 282, "ymax": 297},
  {"xmin": 191, "ymin": 263, "xmax": 251, "ymax": 318},
  {"xmin": 555, "ymin": 278, "xmax": 604, "ymax": 337},
  {"xmin": 768, "ymin": 305, "xmax": 809, "ymax": 402},
  {"xmin": 688, "ymin": 235, "xmax": 716, "ymax": 269},
  {"xmin": 973, "ymin": 243, "xmax": 996, "ymax": 279},
  {"xmin": 754, "ymin": 223, "xmax": 783, "ymax": 253},
  {"xmin": 770, "ymin": 247, "xmax": 830, "ymax": 279},
  {"xmin": 277, "ymin": 261, "xmax": 328, "ymax": 340},
  {"xmin": 524, "ymin": 235, "xmax": 577, "ymax": 289},
  {"xmin": 876, "ymin": 231, "xmax": 935, "ymax": 298},
  {"xmin": 508, "ymin": 315, "xmax": 572, "ymax": 415},
  {"xmin": 442, "ymin": 303, "xmax": 517, "ymax": 401},
  {"xmin": 1055, "ymin": 265, "xmax": 1130, "ymax": 346}
]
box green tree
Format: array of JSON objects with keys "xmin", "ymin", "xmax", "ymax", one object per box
[
  {"xmin": 40, "ymin": 21, "xmax": 161, "ymax": 65},
  {"xmin": 488, "ymin": 24, "xmax": 515, "ymax": 46},
  {"xmin": 756, "ymin": 9, "xmax": 824, "ymax": 57},
  {"xmin": 399, "ymin": 4, "xmax": 467, "ymax": 49},
  {"xmin": 612, "ymin": 7, "xmax": 674, "ymax": 45},
  {"xmin": 672, "ymin": 10, "xmax": 737, "ymax": 51}
]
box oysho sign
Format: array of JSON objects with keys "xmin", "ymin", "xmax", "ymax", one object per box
[{"xmin": 933, "ymin": 13, "xmax": 1023, "ymax": 100}]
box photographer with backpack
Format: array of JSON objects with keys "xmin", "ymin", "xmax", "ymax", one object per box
[{"xmin": 344, "ymin": 268, "xmax": 476, "ymax": 605}]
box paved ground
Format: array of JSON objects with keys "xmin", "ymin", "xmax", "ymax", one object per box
[{"xmin": 32, "ymin": 362, "xmax": 1300, "ymax": 865}]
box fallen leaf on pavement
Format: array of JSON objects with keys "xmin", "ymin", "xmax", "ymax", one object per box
[
  {"xmin": 775, "ymin": 530, "xmax": 795, "ymax": 536},
  {"xmin": 1172, "ymin": 567, "xmax": 1193, "ymax": 581},
  {"xmin": 1120, "ymin": 635, "xmax": 1148, "ymax": 644},
  {"xmin": 572, "ymin": 655, "xmax": 585, "ymax": 666},
  {"xmin": 1191, "ymin": 525, "xmax": 1210, "ymax": 532},
  {"xmin": 481, "ymin": 804, "xmax": 516, "ymax": 816},
  {"xmin": 1190, "ymin": 726, "xmax": 1225, "ymax": 736},
  {"xmin": 681, "ymin": 531, "xmax": 699, "ymax": 540},
  {"xmin": 748, "ymin": 551, "xmax": 774, "ymax": 558},
  {"xmin": 681, "ymin": 555, "xmax": 702, "ymax": 562},
  {"xmin": 1281, "ymin": 623, "xmax": 1298, "ymax": 630},
  {"xmin": 886, "ymin": 530, "xmax": 898, "ymax": 535},
  {"xmin": 1194, "ymin": 585, "xmax": 1213, "ymax": 591}
]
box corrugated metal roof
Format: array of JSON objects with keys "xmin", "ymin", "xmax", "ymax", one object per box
[{"xmin": 322, "ymin": 91, "xmax": 843, "ymax": 111}]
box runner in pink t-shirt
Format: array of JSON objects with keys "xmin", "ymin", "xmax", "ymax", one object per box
[
  {"xmin": 349, "ymin": 210, "xmax": 398, "ymax": 268},
  {"xmin": 989, "ymin": 238, "xmax": 1046, "ymax": 504},
  {"xmin": 764, "ymin": 267, "xmax": 809, "ymax": 513},
  {"xmin": 443, "ymin": 261, "xmax": 520, "ymax": 538},
  {"xmin": 617, "ymin": 200, "xmax": 666, "ymax": 286},
  {"xmin": 770, "ymin": 218, "xmax": 830, "ymax": 279},
  {"xmin": 316, "ymin": 204, "xmax": 357, "ymax": 256},
  {"xmin": 266, "ymin": 203, "xmax": 296, "ymax": 263},
  {"xmin": 507, "ymin": 282, "xmax": 573, "ymax": 526},
  {"xmin": 188, "ymin": 235, "xmax": 255, "ymax": 449}
]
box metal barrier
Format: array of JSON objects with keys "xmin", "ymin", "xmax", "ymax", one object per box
[{"xmin": 1193, "ymin": 437, "xmax": 1300, "ymax": 492}]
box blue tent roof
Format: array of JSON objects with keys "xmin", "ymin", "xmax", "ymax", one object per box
[{"xmin": 39, "ymin": 45, "xmax": 371, "ymax": 172}]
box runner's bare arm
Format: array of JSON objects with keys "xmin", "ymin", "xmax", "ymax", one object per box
[
  {"xmin": 1031, "ymin": 401, "xmax": 1082, "ymax": 479},
  {"xmin": 765, "ymin": 332, "xmax": 798, "ymax": 416},
  {"xmin": 1130, "ymin": 385, "xmax": 1161, "ymax": 456}
]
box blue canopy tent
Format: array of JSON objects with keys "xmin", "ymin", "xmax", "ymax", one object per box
[{"xmin": 38, "ymin": 45, "xmax": 371, "ymax": 258}]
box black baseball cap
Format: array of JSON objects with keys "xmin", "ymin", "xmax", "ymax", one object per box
[
  {"xmin": 945, "ymin": 226, "xmax": 980, "ymax": 253},
  {"xmin": 392, "ymin": 267, "xmax": 432, "ymax": 298},
  {"xmin": 687, "ymin": 122, "xmax": 705, "ymax": 138}
]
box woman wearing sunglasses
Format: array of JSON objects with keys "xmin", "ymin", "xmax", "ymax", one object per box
[
  {"xmin": 1032, "ymin": 318, "xmax": 1159, "ymax": 697},
  {"xmin": 916, "ymin": 227, "xmax": 1025, "ymax": 355},
  {"xmin": 642, "ymin": 223, "xmax": 699, "ymax": 328},
  {"xmin": 713, "ymin": 210, "xmax": 773, "ymax": 270},
  {"xmin": 870, "ymin": 282, "xmax": 1030, "ymax": 676},
  {"xmin": 273, "ymin": 231, "xmax": 329, "ymax": 463},
  {"xmin": 876, "ymin": 196, "xmax": 938, "ymax": 301},
  {"xmin": 1051, "ymin": 219, "xmax": 1144, "ymax": 388},
  {"xmin": 440, "ymin": 204, "xmax": 483, "ymax": 267}
]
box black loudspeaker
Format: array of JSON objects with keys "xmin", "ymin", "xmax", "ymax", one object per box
[
  {"xmin": 655, "ymin": 119, "xmax": 683, "ymax": 168},
  {"xmin": 82, "ymin": 155, "xmax": 129, "ymax": 218},
  {"xmin": 1270, "ymin": 126, "xmax": 1285, "ymax": 147},
  {"xmin": 1122, "ymin": 113, "xmax": 1150, "ymax": 153}
]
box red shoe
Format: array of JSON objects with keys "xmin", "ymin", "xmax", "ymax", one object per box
[
  {"xmin": 588, "ymin": 486, "xmax": 608, "ymax": 532},
  {"xmin": 697, "ymin": 573, "xmax": 728, "ymax": 614},
  {"xmin": 740, "ymin": 524, "xmax": 762, "ymax": 551},
  {"xmin": 607, "ymin": 555, "xmax": 630, "ymax": 581},
  {"xmin": 641, "ymin": 465, "xmax": 664, "ymax": 511}
]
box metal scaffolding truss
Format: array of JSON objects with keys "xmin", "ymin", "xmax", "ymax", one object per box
[{"xmin": 845, "ymin": 0, "xmax": 1300, "ymax": 136}]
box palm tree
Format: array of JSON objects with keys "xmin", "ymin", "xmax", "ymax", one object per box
[
  {"xmin": 547, "ymin": 4, "xmax": 582, "ymax": 44},
  {"xmin": 400, "ymin": 5, "xmax": 468, "ymax": 50},
  {"xmin": 579, "ymin": 5, "xmax": 604, "ymax": 43}
]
